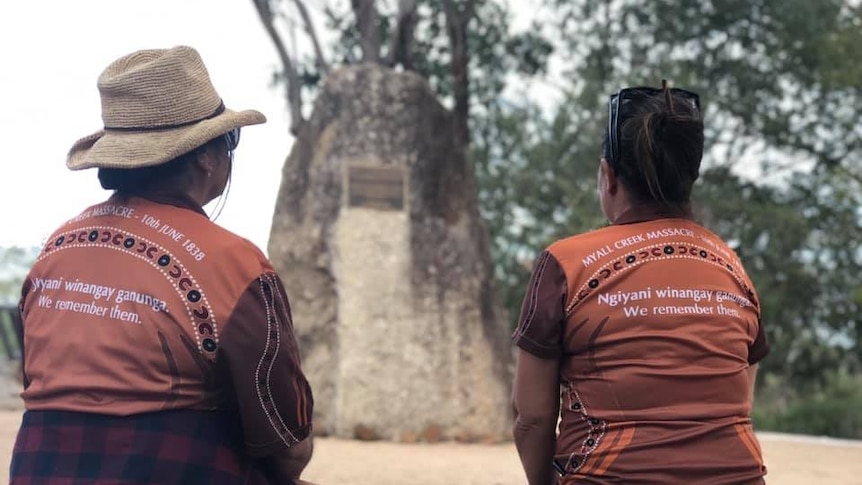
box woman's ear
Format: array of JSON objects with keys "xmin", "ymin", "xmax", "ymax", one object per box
[
  {"xmin": 600, "ymin": 158, "xmax": 619, "ymax": 195},
  {"xmin": 194, "ymin": 146, "xmax": 217, "ymax": 177}
]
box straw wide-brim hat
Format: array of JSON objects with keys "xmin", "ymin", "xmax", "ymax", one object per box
[{"xmin": 67, "ymin": 45, "xmax": 266, "ymax": 170}]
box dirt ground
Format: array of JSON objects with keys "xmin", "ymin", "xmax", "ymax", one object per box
[{"xmin": 1, "ymin": 411, "xmax": 860, "ymax": 484}]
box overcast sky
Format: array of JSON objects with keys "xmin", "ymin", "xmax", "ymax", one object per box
[
  {"xmin": 0, "ymin": 1, "xmax": 327, "ymax": 252},
  {"xmin": 0, "ymin": 0, "xmax": 545, "ymax": 255}
]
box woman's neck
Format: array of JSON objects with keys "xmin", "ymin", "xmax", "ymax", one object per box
[
  {"xmin": 111, "ymin": 189, "xmax": 206, "ymax": 215},
  {"xmin": 612, "ymin": 201, "xmax": 692, "ymax": 225}
]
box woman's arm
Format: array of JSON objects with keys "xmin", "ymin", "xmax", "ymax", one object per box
[
  {"xmin": 262, "ymin": 436, "xmax": 314, "ymax": 482},
  {"xmin": 513, "ymin": 349, "xmax": 561, "ymax": 485},
  {"xmin": 511, "ymin": 250, "xmax": 567, "ymax": 484},
  {"xmin": 747, "ymin": 363, "xmax": 758, "ymax": 407},
  {"xmin": 217, "ymin": 272, "xmax": 315, "ymax": 480}
]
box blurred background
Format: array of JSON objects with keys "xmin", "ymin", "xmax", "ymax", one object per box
[{"xmin": 0, "ymin": 1, "xmax": 860, "ymax": 483}]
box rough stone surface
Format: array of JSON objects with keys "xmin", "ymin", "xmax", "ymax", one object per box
[{"xmin": 267, "ymin": 64, "xmax": 513, "ymax": 442}]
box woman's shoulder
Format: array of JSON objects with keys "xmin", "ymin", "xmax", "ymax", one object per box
[
  {"xmin": 545, "ymin": 218, "xmax": 741, "ymax": 271},
  {"xmin": 201, "ymin": 225, "xmax": 272, "ymax": 271},
  {"xmin": 546, "ymin": 223, "xmax": 639, "ymax": 264}
]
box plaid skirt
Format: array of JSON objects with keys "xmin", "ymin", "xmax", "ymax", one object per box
[{"xmin": 10, "ymin": 409, "xmax": 278, "ymax": 485}]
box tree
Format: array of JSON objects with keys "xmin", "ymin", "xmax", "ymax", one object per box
[
  {"xmin": 545, "ymin": 0, "xmax": 862, "ymax": 181},
  {"xmin": 252, "ymin": 0, "xmax": 552, "ymax": 142}
]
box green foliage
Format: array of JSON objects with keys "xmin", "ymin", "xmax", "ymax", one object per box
[
  {"xmin": 472, "ymin": 100, "xmax": 608, "ymax": 318},
  {"xmin": 546, "ymin": 0, "xmax": 862, "ymax": 175},
  {"xmin": 0, "ymin": 311, "xmax": 21, "ymax": 358},
  {"xmin": 753, "ymin": 371, "xmax": 862, "ymax": 439},
  {"xmin": 0, "ymin": 246, "xmax": 38, "ymax": 306},
  {"xmin": 318, "ymin": 0, "xmax": 554, "ymax": 116},
  {"xmin": 695, "ymin": 168, "xmax": 862, "ymax": 387}
]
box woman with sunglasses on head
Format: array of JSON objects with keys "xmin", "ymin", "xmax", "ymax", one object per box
[
  {"xmin": 512, "ymin": 82, "xmax": 769, "ymax": 484},
  {"xmin": 12, "ymin": 46, "xmax": 317, "ymax": 485}
]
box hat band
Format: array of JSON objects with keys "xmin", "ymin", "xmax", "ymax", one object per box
[{"xmin": 103, "ymin": 101, "xmax": 226, "ymax": 132}]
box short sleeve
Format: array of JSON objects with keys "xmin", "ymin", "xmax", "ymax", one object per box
[
  {"xmin": 216, "ymin": 272, "xmax": 314, "ymax": 457},
  {"xmin": 744, "ymin": 283, "xmax": 769, "ymax": 365},
  {"xmin": 511, "ymin": 250, "xmax": 568, "ymax": 359},
  {"xmin": 748, "ymin": 318, "xmax": 770, "ymax": 365}
]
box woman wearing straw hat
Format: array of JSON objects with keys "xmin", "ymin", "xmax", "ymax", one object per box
[{"xmin": 11, "ymin": 46, "xmax": 316, "ymax": 485}]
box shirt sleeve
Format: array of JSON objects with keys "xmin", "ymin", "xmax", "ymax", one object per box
[
  {"xmin": 216, "ymin": 272, "xmax": 314, "ymax": 457},
  {"xmin": 744, "ymin": 283, "xmax": 769, "ymax": 365},
  {"xmin": 748, "ymin": 318, "xmax": 770, "ymax": 365},
  {"xmin": 511, "ymin": 250, "xmax": 568, "ymax": 359}
]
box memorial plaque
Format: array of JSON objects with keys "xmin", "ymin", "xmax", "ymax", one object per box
[{"xmin": 346, "ymin": 165, "xmax": 406, "ymax": 211}]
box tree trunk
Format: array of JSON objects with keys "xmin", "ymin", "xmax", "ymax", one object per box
[
  {"xmin": 386, "ymin": 0, "xmax": 419, "ymax": 69},
  {"xmin": 443, "ymin": 0, "xmax": 476, "ymax": 148},
  {"xmin": 251, "ymin": 0, "xmax": 305, "ymax": 134},
  {"xmin": 293, "ymin": 0, "xmax": 330, "ymax": 75},
  {"xmin": 352, "ymin": 0, "xmax": 381, "ymax": 63}
]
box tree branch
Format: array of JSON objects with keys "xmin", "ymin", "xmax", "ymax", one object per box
[
  {"xmin": 252, "ymin": 0, "xmax": 305, "ymax": 135},
  {"xmin": 385, "ymin": 0, "xmax": 419, "ymax": 69},
  {"xmin": 352, "ymin": 0, "xmax": 381, "ymax": 63},
  {"xmin": 443, "ymin": 0, "xmax": 477, "ymax": 147},
  {"xmin": 293, "ymin": 0, "xmax": 330, "ymax": 75}
]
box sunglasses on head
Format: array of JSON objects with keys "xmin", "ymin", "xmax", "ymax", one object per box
[
  {"xmin": 606, "ymin": 82, "xmax": 700, "ymax": 167},
  {"xmin": 223, "ymin": 128, "xmax": 241, "ymax": 152}
]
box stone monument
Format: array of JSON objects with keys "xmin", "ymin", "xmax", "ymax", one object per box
[{"xmin": 267, "ymin": 64, "xmax": 512, "ymax": 442}]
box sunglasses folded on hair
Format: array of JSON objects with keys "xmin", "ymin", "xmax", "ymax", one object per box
[{"xmin": 606, "ymin": 84, "xmax": 701, "ymax": 167}]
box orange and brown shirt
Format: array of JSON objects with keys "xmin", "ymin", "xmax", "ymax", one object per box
[
  {"xmin": 513, "ymin": 214, "xmax": 769, "ymax": 484},
  {"xmin": 19, "ymin": 193, "xmax": 312, "ymax": 457}
]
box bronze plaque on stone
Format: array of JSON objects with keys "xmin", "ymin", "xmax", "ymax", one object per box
[{"xmin": 346, "ymin": 165, "xmax": 406, "ymax": 211}]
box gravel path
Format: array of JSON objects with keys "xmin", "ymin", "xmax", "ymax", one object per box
[{"xmin": 1, "ymin": 411, "xmax": 860, "ymax": 484}]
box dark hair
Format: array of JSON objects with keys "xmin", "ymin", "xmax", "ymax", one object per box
[
  {"xmin": 603, "ymin": 93, "xmax": 704, "ymax": 205},
  {"xmin": 98, "ymin": 137, "xmax": 225, "ymax": 193}
]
